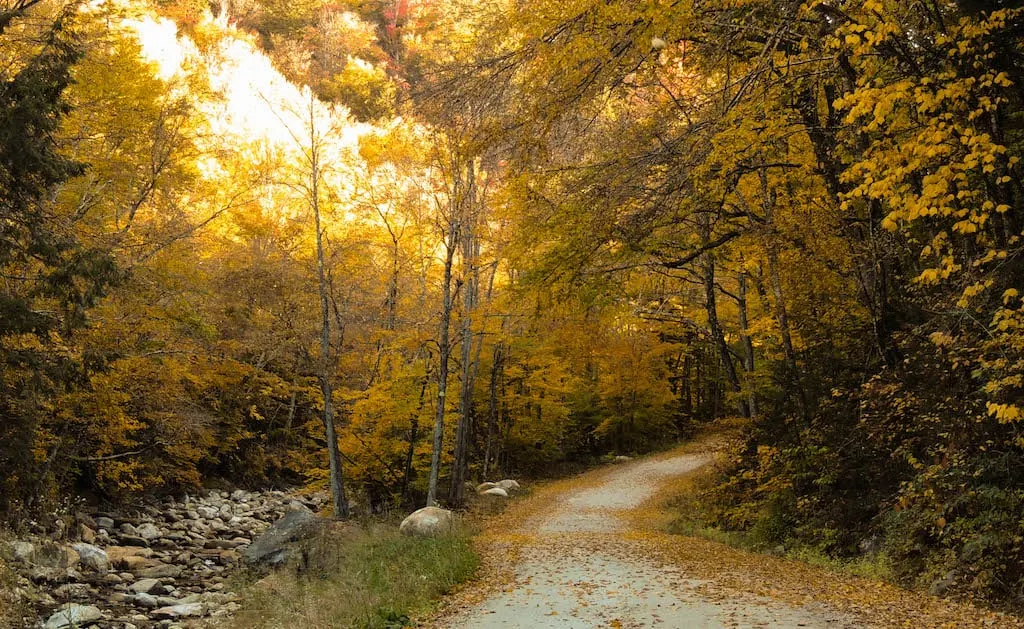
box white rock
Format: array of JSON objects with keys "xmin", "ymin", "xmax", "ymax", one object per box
[
  {"xmin": 44, "ymin": 604, "xmax": 103, "ymax": 629},
  {"xmin": 8, "ymin": 540, "xmax": 34, "ymax": 563},
  {"xmin": 482, "ymin": 487, "xmax": 509, "ymax": 498},
  {"xmin": 136, "ymin": 523, "xmax": 161, "ymax": 541},
  {"xmin": 399, "ymin": 507, "xmax": 454, "ymax": 537},
  {"xmin": 475, "ymin": 482, "xmax": 498, "ymax": 494},
  {"xmin": 72, "ymin": 543, "xmax": 110, "ymax": 573},
  {"xmin": 496, "ymin": 479, "xmax": 521, "ymax": 492},
  {"xmin": 151, "ymin": 602, "xmax": 203, "ymax": 619}
]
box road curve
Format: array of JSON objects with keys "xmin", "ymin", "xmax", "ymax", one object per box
[{"xmin": 435, "ymin": 453, "xmax": 852, "ymax": 629}]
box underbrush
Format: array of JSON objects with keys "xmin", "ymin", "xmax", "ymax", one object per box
[
  {"xmin": 230, "ymin": 521, "xmax": 478, "ymax": 629},
  {"xmin": 664, "ymin": 455, "xmax": 894, "ymax": 585},
  {"xmin": 0, "ymin": 534, "xmax": 34, "ymax": 629}
]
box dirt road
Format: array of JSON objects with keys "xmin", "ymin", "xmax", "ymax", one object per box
[{"xmin": 428, "ymin": 448, "xmax": 1021, "ymax": 629}]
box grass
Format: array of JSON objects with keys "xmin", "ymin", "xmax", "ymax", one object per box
[{"xmin": 230, "ymin": 520, "xmax": 478, "ymax": 629}]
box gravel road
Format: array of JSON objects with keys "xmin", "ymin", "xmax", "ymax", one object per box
[{"xmin": 441, "ymin": 453, "xmax": 852, "ymax": 628}]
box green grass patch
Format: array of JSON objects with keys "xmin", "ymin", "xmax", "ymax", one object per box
[{"xmin": 231, "ymin": 521, "xmax": 478, "ymax": 629}]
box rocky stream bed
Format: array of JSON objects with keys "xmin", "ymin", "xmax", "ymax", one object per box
[{"xmin": 4, "ymin": 489, "xmax": 331, "ymax": 629}]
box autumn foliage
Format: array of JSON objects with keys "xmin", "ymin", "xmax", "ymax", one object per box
[{"xmin": 3, "ymin": 0, "xmax": 1024, "ymax": 611}]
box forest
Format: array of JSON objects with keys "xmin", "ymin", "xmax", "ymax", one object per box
[{"xmin": 3, "ymin": 0, "xmax": 1024, "ymax": 614}]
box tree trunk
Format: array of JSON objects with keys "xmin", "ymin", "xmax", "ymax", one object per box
[
  {"xmin": 700, "ymin": 216, "xmax": 747, "ymax": 418},
  {"xmin": 767, "ymin": 247, "xmax": 810, "ymax": 425},
  {"xmin": 449, "ymin": 161, "xmax": 478, "ymax": 506},
  {"xmin": 483, "ymin": 341, "xmax": 503, "ymax": 479},
  {"xmin": 310, "ymin": 127, "xmax": 348, "ymax": 519},
  {"xmin": 426, "ymin": 168, "xmax": 461, "ymax": 507},
  {"xmin": 737, "ymin": 271, "xmax": 758, "ymax": 418}
]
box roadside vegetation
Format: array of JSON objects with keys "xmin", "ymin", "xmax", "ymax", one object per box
[{"xmin": 230, "ymin": 522, "xmax": 478, "ymax": 629}]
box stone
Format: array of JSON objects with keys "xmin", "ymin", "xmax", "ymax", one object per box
[
  {"xmin": 399, "ymin": 507, "xmax": 454, "ymax": 537},
  {"xmin": 496, "ymin": 479, "xmax": 521, "ymax": 492},
  {"xmin": 613, "ymin": 455, "xmax": 632, "ymax": 462},
  {"xmin": 44, "ymin": 604, "xmax": 103, "ymax": 629},
  {"xmin": 137, "ymin": 523, "xmax": 162, "ymax": 541},
  {"xmin": 133, "ymin": 593, "xmax": 159, "ymax": 608},
  {"xmin": 8, "ymin": 540, "xmax": 34, "ymax": 563},
  {"xmin": 54, "ymin": 583, "xmax": 93, "ymax": 598},
  {"xmin": 196, "ymin": 507, "xmax": 218, "ymax": 519},
  {"xmin": 120, "ymin": 535, "xmax": 150, "ymax": 547},
  {"xmin": 241, "ymin": 508, "xmax": 323, "ymax": 567},
  {"xmin": 130, "ymin": 578, "xmax": 161, "ymax": 594},
  {"xmin": 204, "ymin": 539, "xmax": 242, "ymax": 550},
  {"xmin": 482, "ymin": 487, "xmax": 509, "ymax": 498},
  {"xmin": 151, "ymin": 603, "xmax": 203, "ymax": 619},
  {"xmin": 31, "ymin": 543, "xmax": 79, "ymax": 569},
  {"xmin": 120, "ymin": 523, "xmax": 139, "ymax": 535},
  {"xmin": 79, "ymin": 524, "xmax": 96, "ymax": 544},
  {"xmin": 95, "ymin": 517, "xmax": 115, "ymax": 530},
  {"xmin": 72, "ymin": 543, "xmax": 110, "ymax": 573},
  {"xmin": 102, "ymin": 573, "xmax": 123, "ymax": 585},
  {"xmin": 475, "ymin": 482, "xmax": 498, "ymax": 494},
  {"xmin": 135, "ymin": 563, "xmax": 182, "ymax": 579}
]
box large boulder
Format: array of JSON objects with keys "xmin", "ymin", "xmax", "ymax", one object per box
[
  {"xmin": 241, "ymin": 507, "xmax": 323, "ymax": 568},
  {"xmin": 44, "ymin": 604, "xmax": 103, "ymax": 629},
  {"xmin": 475, "ymin": 482, "xmax": 498, "ymax": 494},
  {"xmin": 481, "ymin": 487, "xmax": 509, "ymax": 498},
  {"xmin": 7, "ymin": 540, "xmax": 34, "ymax": 563},
  {"xmin": 27, "ymin": 543, "xmax": 79, "ymax": 570},
  {"xmin": 72, "ymin": 543, "xmax": 110, "ymax": 573},
  {"xmin": 399, "ymin": 507, "xmax": 454, "ymax": 538},
  {"xmin": 496, "ymin": 479, "xmax": 521, "ymax": 493}
]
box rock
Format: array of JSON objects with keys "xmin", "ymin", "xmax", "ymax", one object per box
[
  {"xmin": 135, "ymin": 563, "xmax": 182, "ymax": 579},
  {"xmin": 8, "ymin": 540, "xmax": 34, "ymax": 563},
  {"xmin": 399, "ymin": 507, "xmax": 454, "ymax": 537},
  {"xmin": 120, "ymin": 523, "xmax": 139, "ymax": 535},
  {"xmin": 130, "ymin": 578, "xmax": 161, "ymax": 594},
  {"xmin": 53, "ymin": 583, "xmax": 93, "ymax": 598},
  {"xmin": 120, "ymin": 535, "xmax": 150, "ymax": 547},
  {"xmin": 72, "ymin": 543, "xmax": 110, "ymax": 573},
  {"xmin": 613, "ymin": 455, "xmax": 632, "ymax": 462},
  {"xmin": 44, "ymin": 604, "xmax": 103, "ymax": 629},
  {"xmin": 137, "ymin": 523, "xmax": 162, "ymax": 541},
  {"xmin": 78, "ymin": 524, "xmax": 96, "ymax": 544},
  {"xmin": 929, "ymin": 571, "xmax": 958, "ymax": 597},
  {"xmin": 496, "ymin": 479, "xmax": 521, "ymax": 492},
  {"xmin": 102, "ymin": 573, "xmax": 123, "ymax": 585},
  {"xmin": 151, "ymin": 603, "xmax": 203, "ymax": 619},
  {"xmin": 241, "ymin": 509, "xmax": 323, "ymax": 568},
  {"xmin": 475, "ymin": 482, "xmax": 498, "ymax": 494},
  {"xmin": 27, "ymin": 543, "xmax": 79, "ymax": 569},
  {"xmin": 482, "ymin": 487, "xmax": 509, "ymax": 498},
  {"xmin": 133, "ymin": 592, "xmax": 159, "ymax": 608},
  {"xmin": 95, "ymin": 517, "xmax": 115, "ymax": 530},
  {"xmin": 196, "ymin": 507, "xmax": 218, "ymax": 520}
]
